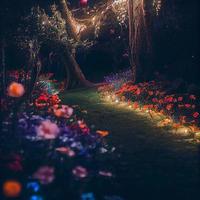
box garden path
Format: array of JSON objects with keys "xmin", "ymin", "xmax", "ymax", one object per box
[{"xmin": 61, "ymin": 88, "xmax": 199, "ymax": 200}]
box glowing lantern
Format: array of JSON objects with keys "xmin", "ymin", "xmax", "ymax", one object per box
[
  {"xmin": 80, "ymin": 0, "xmax": 88, "ymax": 6},
  {"xmin": 3, "ymin": 180, "xmax": 22, "ymax": 198},
  {"xmin": 7, "ymin": 82, "xmax": 25, "ymax": 97}
]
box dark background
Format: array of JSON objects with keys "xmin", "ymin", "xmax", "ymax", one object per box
[{"xmin": 0, "ymin": 0, "xmax": 199, "ymax": 84}]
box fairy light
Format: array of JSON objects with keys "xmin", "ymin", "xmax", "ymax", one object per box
[
  {"xmin": 101, "ymin": 91, "xmax": 200, "ymax": 140},
  {"xmin": 153, "ymin": 0, "xmax": 162, "ymax": 16},
  {"xmin": 69, "ymin": 0, "xmax": 128, "ymax": 37},
  {"xmin": 115, "ymin": 98, "xmax": 119, "ymax": 103}
]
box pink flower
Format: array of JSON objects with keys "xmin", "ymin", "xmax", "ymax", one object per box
[
  {"xmin": 72, "ymin": 166, "xmax": 88, "ymax": 178},
  {"xmin": 178, "ymin": 97, "xmax": 183, "ymax": 102},
  {"xmin": 7, "ymin": 82, "xmax": 25, "ymax": 97},
  {"xmin": 185, "ymin": 104, "xmax": 191, "ymax": 108},
  {"xmin": 33, "ymin": 166, "xmax": 55, "ymax": 185},
  {"xmin": 193, "ymin": 112, "xmax": 199, "ymax": 118},
  {"xmin": 53, "ymin": 105, "xmax": 73, "ymax": 118},
  {"xmin": 99, "ymin": 171, "xmax": 113, "ymax": 177},
  {"xmin": 36, "ymin": 120, "xmax": 60, "ymax": 139},
  {"xmin": 189, "ymin": 95, "xmax": 196, "ymax": 100},
  {"xmin": 78, "ymin": 120, "xmax": 90, "ymax": 134},
  {"xmin": 55, "ymin": 147, "xmax": 75, "ymax": 157}
]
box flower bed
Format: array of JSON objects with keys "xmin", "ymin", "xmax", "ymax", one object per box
[
  {"xmin": 99, "ymin": 70, "xmax": 200, "ymax": 140},
  {"xmin": 0, "ymin": 72, "xmax": 121, "ymax": 200}
]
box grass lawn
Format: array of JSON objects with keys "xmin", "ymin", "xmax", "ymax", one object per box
[{"xmin": 61, "ymin": 88, "xmax": 199, "ymax": 200}]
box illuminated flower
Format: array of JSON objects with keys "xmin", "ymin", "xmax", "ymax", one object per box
[
  {"xmin": 135, "ymin": 88, "xmax": 141, "ymax": 95},
  {"xmin": 7, "ymin": 82, "xmax": 25, "ymax": 97},
  {"xmin": 178, "ymin": 97, "xmax": 183, "ymax": 102},
  {"xmin": 148, "ymin": 91, "xmax": 154, "ymax": 96},
  {"xmin": 35, "ymin": 93, "xmax": 49, "ymax": 108},
  {"xmin": 99, "ymin": 171, "xmax": 113, "ymax": 177},
  {"xmin": 152, "ymin": 98, "xmax": 158, "ymax": 103},
  {"xmin": 165, "ymin": 96, "xmax": 173, "ymax": 103},
  {"xmin": 50, "ymin": 94, "xmax": 61, "ymax": 105},
  {"xmin": 80, "ymin": 0, "xmax": 88, "ymax": 6},
  {"xmin": 132, "ymin": 102, "xmax": 139, "ymax": 109},
  {"xmin": 193, "ymin": 112, "xmax": 199, "ymax": 118},
  {"xmin": 192, "ymin": 105, "xmax": 196, "ymax": 109},
  {"xmin": 36, "ymin": 120, "xmax": 60, "ymax": 140},
  {"xmin": 166, "ymin": 104, "xmax": 173, "ymax": 111},
  {"xmin": 53, "ymin": 105, "xmax": 73, "ymax": 118},
  {"xmin": 189, "ymin": 95, "xmax": 196, "ymax": 100},
  {"xmin": 7, "ymin": 160, "xmax": 23, "ymax": 172},
  {"xmin": 185, "ymin": 104, "xmax": 191, "ymax": 108},
  {"xmin": 7, "ymin": 154, "xmax": 23, "ymax": 172},
  {"xmin": 55, "ymin": 147, "xmax": 75, "ymax": 157},
  {"xmin": 96, "ymin": 130, "xmax": 109, "ymax": 137},
  {"xmin": 180, "ymin": 116, "xmax": 186, "ymax": 124},
  {"xmin": 78, "ymin": 120, "xmax": 90, "ymax": 134},
  {"xmin": 72, "ymin": 166, "xmax": 88, "ymax": 178},
  {"xmin": 33, "ymin": 166, "xmax": 55, "ymax": 185},
  {"xmin": 3, "ymin": 180, "xmax": 22, "ymax": 198}
]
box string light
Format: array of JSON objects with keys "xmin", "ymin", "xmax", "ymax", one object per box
[{"xmin": 101, "ymin": 92, "xmax": 200, "ymax": 139}]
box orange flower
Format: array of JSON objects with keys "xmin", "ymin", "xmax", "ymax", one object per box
[
  {"xmin": 3, "ymin": 180, "xmax": 22, "ymax": 198},
  {"xmin": 143, "ymin": 105, "xmax": 149, "ymax": 111},
  {"xmin": 7, "ymin": 82, "xmax": 25, "ymax": 97},
  {"xmin": 133, "ymin": 102, "xmax": 139, "ymax": 109},
  {"xmin": 96, "ymin": 130, "xmax": 109, "ymax": 137}
]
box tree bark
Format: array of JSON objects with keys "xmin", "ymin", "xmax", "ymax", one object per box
[
  {"xmin": 59, "ymin": 0, "xmax": 79, "ymax": 41},
  {"xmin": 128, "ymin": 0, "xmax": 153, "ymax": 82},
  {"xmin": 58, "ymin": 0, "xmax": 93, "ymax": 88}
]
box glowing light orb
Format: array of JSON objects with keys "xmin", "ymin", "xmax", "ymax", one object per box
[
  {"xmin": 3, "ymin": 180, "xmax": 22, "ymax": 198},
  {"xmin": 80, "ymin": 0, "xmax": 88, "ymax": 6},
  {"xmin": 7, "ymin": 82, "xmax": 25, "ymax": 97},
  {"xmin": 29, "ymin": 195, "xmax": 43, "ymax": 200}
]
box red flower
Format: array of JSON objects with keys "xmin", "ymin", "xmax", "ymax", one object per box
[
  {"xmin": 148, "ymin": 91, "xmax": 154, "ymax": 96},
  {"xmin": 180, "ymin": 116, "xmax": 186, "ymax": 124},
  {"xmin": 178, "ymin": 97, "xmax": 183, "ymax": 102},
  {"xmin": 189, "ymin": 95, "xmax": 196, "ymax": 100},
  {"xmin": 185, "ymin": 104, "xmax": 191, "ymax": 108},
  {"xmin": 166, "ymin": 104, "xmax": 173, "ymax": 111},
  {"xmin": 133, "ymin": 102, "xmax": 139, "ymax": 109},
  {"xmin": 72, "ymin": 166, "xmax": 88, "ymax": 178},
  {"xmin": 135, "ymin": 88, "xmax": 141, "ymax": 95},
  {"xmin": 193, "ymin": 112, "xmax": 199, "ymax": 118},
  {"xmin": 152, "ymin": 98, "xmax": 158, "ymax": 103}
]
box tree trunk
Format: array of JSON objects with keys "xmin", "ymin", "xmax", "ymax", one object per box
[
  {"xmin": 58, "ymin": 0, "xmax": 93, "ymax": 88},
  {"xmin": 128, "ymin": 0, "xmax": 153, "ymax": 82},
  {"xmin": 59, "ymin": 0, "xmax": 79, "ymax": 41}
]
